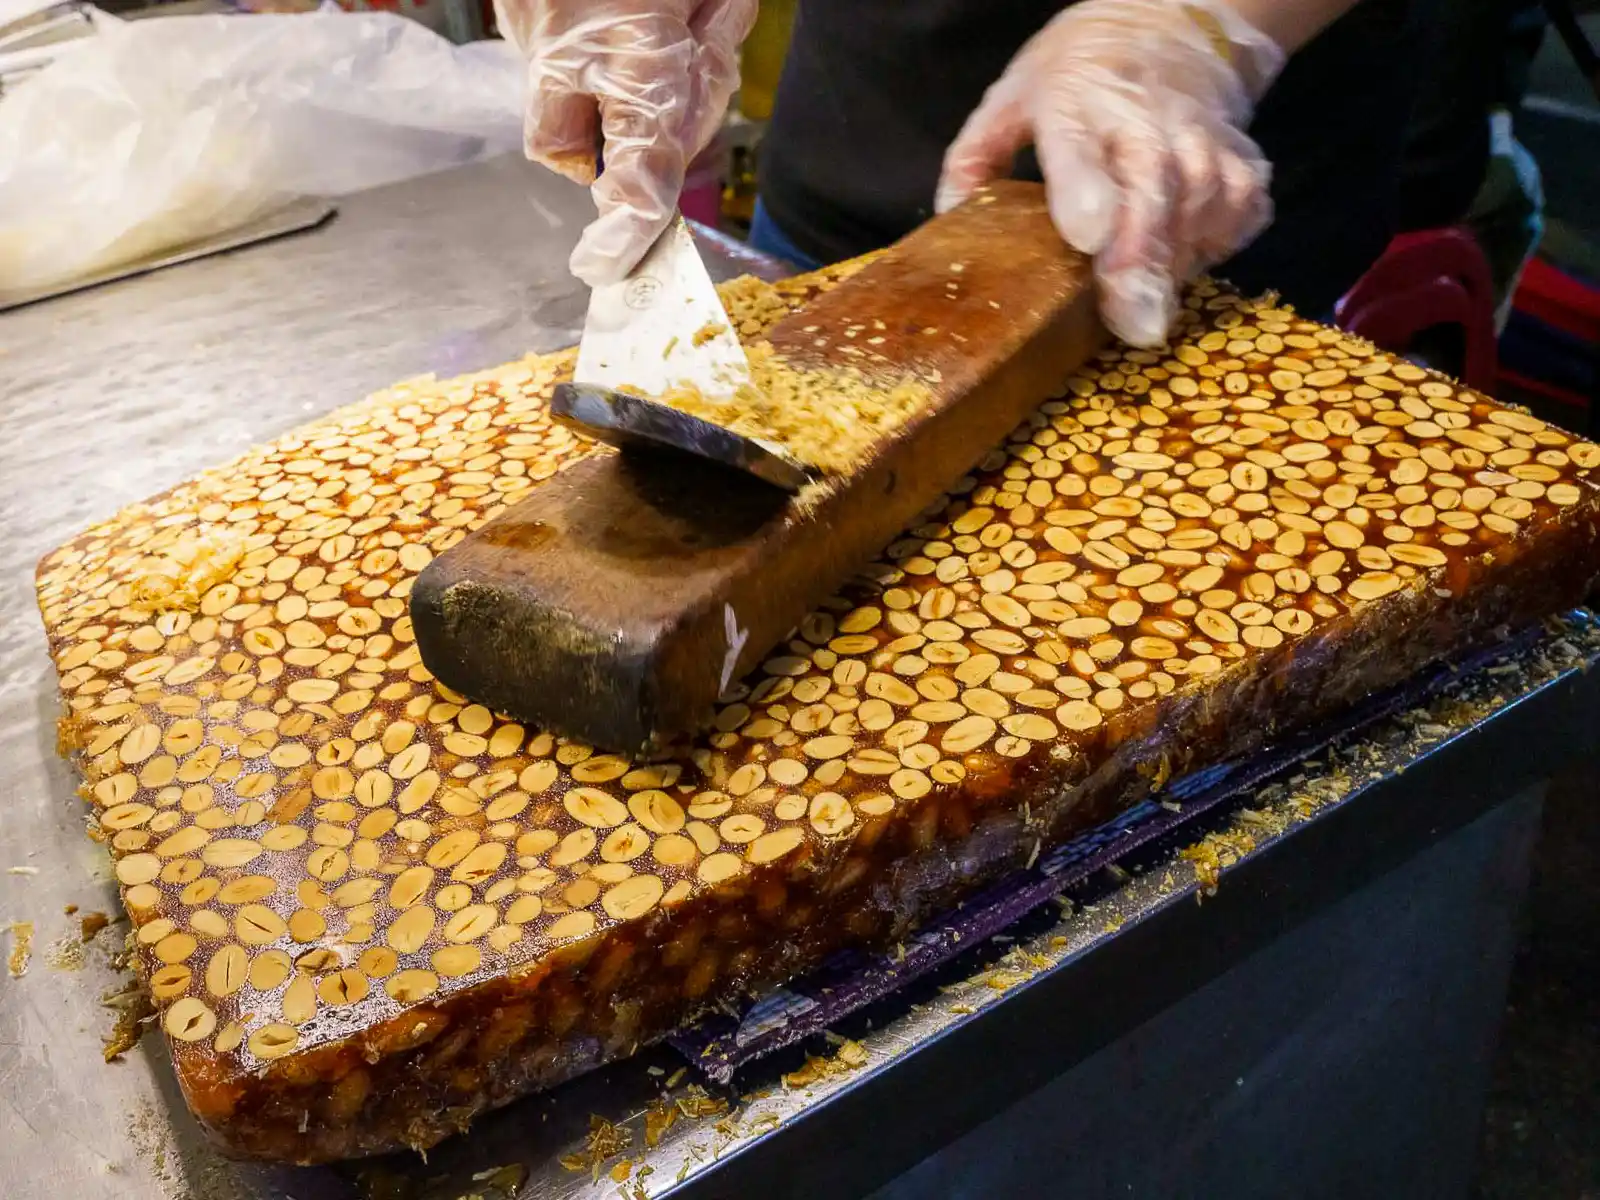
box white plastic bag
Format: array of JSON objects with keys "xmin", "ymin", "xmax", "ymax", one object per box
[{"xmin": 0, "ymin": 7, "xmax": 524, "ymax": 294}]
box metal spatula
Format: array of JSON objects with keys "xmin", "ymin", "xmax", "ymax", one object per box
[{"xmin": 550, "ymin": 213, "xmax": 813, "ymax": 492}]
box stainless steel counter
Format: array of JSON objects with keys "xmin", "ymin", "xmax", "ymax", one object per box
[
  {"xmin": 0, "ymin": 154, "xmax": 782, "ymax": 1200},
  {"xmin": 4, "ymin": 153, "xmax": 1600, "ymax": 1200}
]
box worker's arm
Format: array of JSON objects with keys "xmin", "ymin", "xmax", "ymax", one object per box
[
  {"xmin": 495, "ymin": 0, "xmax": 757, "ymax": 287},
  {"xmin": 937, "ymin": 0, "xmax": 1365, "ymax": 347}
]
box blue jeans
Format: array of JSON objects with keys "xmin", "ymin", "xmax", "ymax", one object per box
[{"xmin": 748, "ymin": 199, "xmax": 822, "ymax": 272}]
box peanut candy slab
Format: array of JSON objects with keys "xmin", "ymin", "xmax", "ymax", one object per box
[{"xmin": 36, "ymin": 270, "xmax": 1600, "ymax": 1161}]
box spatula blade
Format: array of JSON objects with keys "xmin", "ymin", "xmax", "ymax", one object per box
[
  {"xmin": 576, "ymin": 214, "xmax": 751, "ymax": 399},
  {"xmin": 568, "ymin": 214, "xmax": 812, "ymax": 488},
  {"xmin": 550, "ymin": 382, "xmax": 813, "ymax": 492}
]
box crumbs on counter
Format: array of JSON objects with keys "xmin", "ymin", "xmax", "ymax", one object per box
[
  {"xmin": 781, "ymin": 1038, "xmax": 869, "ymax": 1089},
  {"xmin": 80, "ymin": 910, "xmax": 111, "ymax": 942},
  {"xmin": 675, "ymin": 1085, "xmax": 731, "ymax": 1120},
  {"xmin": 102, "ymin": 979, "xmax": 154, "ymax": 1062},
  {"xmin": 643, "ymin": 1098, "xmax": 678, "ymax": 1149},
  {"xmin": 980, "ymin": 946, "xmax": 1052, "ymax": 992},
  {"xmin": 559, "ymin": 1115, "xmax": 632, "ymax": 1181},
  {"xmin": 6, "ymin": 920, "xmax": 33, "ymax": 977},
  {"xmin": 47, "ymin": 935, "xmax": 86, "ymax": 971}
]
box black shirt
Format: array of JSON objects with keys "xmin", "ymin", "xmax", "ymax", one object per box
[
  {"xmin": 762, "ymin": 0, "xmax": 1417, "ymax": 317},
  {"xmin": 1397, "ymin": 0, "xmax": 1545, "ymax": 233}
]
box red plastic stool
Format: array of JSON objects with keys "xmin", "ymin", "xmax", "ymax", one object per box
[
  {"xmin": 1333, "ymin": 228, "xmax": 1499, "ymax": 391},
  {"xmin": 1496, "ymin": 255, "xmax": 1600, "ymax": 434},
  {"xmin": 1507, "ymin": 255, "xmax": 1600, "ymax": 343}
]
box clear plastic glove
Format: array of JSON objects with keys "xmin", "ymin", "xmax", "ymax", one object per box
[
  {"xmin": 936, "ymin": 0, "xmax": 1287, "ymax": 347},
  {"xmin": 494, "ymin": 0, "xmax": 757, "ymax": 286}
]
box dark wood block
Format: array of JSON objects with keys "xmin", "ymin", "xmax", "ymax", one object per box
[{"xmin": 411, "ymin": 181, "xmax": 1104, "ymax": 753}]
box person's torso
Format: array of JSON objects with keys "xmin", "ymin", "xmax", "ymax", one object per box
[
  {"xmin": 1398, "ymin": 0, "xmax": 1546, "ymax": 232},
  {"xmin": 762, "ymin": 0, "xmax": 1417, "ymax": 314}
]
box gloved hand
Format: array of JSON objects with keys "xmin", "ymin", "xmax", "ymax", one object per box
[
  {"xmin": 495, "ymin": 0, "xmax": 758, "ymax": 287},
  {"xmin": 936, "ymin": 0, "xmax": 1287, "ymax": 347}
]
